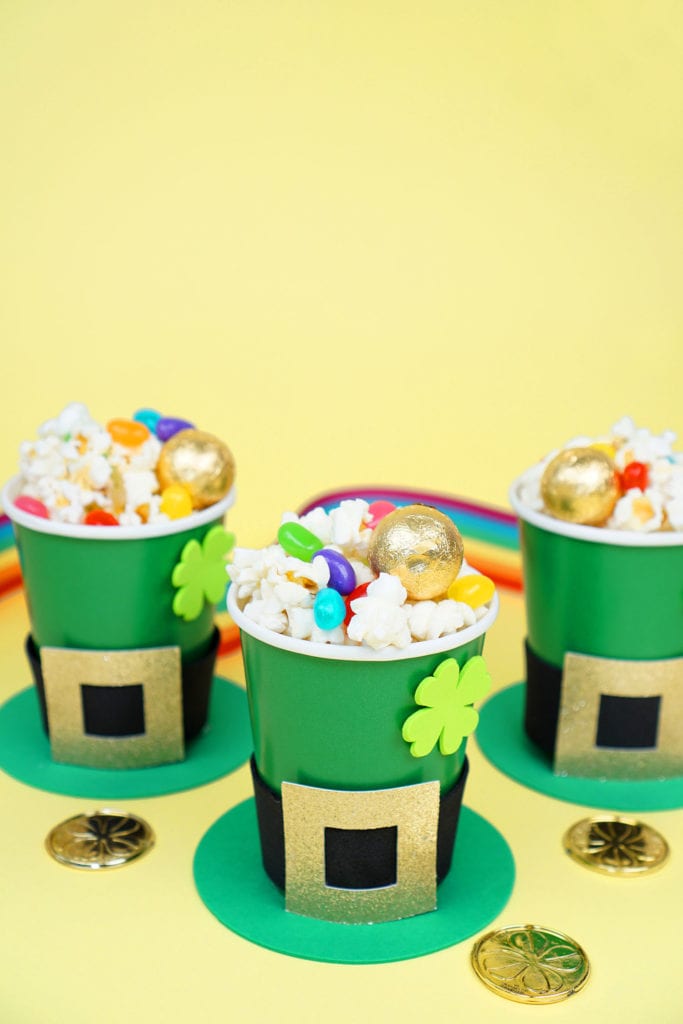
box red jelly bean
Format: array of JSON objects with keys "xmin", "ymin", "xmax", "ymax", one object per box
[
  {"xmin": 344, "ymin": 581, "xmax": 372, "ymax": 627},
  {"xmin": 84, "ymin": 509, "xmax": 119, "ymax": 526},
  {"xmin": 621, "ymin": 461, "xmax": 649, "ymax": 492},
  {"xmin": 366, "ymin": 500, "xmax": 396, "ymax": 529},
  {"xmin": 14, "ymin": 495, "xmax": 49, "ymax": 519}
]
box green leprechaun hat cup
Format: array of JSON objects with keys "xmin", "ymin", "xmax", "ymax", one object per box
[
  {"xmin": 228, "ymin": 574, "xmax": 498, "ymax": 923},
  {"xmin": 2, "ymin": 475, "xmax": 235, "ymax": 769},
  {"xmin": 509, "ymin": 476, "xmax": 683, "ymax": 781}
]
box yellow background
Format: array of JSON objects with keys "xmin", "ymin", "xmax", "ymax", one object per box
[{"xmin": 1, "ymin": 2, "xmax": 682, "ymax": 1021}]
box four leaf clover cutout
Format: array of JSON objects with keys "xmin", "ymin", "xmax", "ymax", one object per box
[
  {"xmin": 402, "ymin": 655, "xmax": 492, "ymax": 758},
  {"xmin": 171, "ymin": 525, "xmax": 235, "ymax": 622}
]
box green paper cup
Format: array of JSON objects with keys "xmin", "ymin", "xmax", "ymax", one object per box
[
  {"xmin": 229, "ymin": 577, "xmax": 498, "ymax": 901},
  {"xmin": 510, "ymin": 479, "xmax": 683, "ymax": 667},
  {"xmin": 229, "ymin": 577, "xmax": 499, "ymax": 794},
  {"xmin": 510, "ymin": 474, "xmax": 683, "ymax": 764},
  {"xmin": 3, "ymin": 475, "xmax": 235, "ymax": 658}
]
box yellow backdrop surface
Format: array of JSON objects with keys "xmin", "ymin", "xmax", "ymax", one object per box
[{"xmin": 1, "ymin": 2, "xmax": 682, "ymax": 1022}]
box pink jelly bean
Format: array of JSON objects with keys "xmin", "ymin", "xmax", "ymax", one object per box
[
  {"xmin": 366, "ymin": 500, "xmax": 396, "ymax": 528},
  {"xmin": 14, "ymin": 496, "xmax": 49, "ymax": 519}
]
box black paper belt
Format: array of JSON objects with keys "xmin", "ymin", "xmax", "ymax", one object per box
[
  {"xmin": 250, "ymin": 755, "xmax": 470, "ymax": 892},
  {"xmin": 25, "ymin": 627, "xmax": 219, "ymax": 743},
  {"xmin": 524, "ymin": 640, "xmax": 563, "ymax": 759},
  {"xmin": 525, "ymin": 638, "xmax": 669, "ymax": 759}
]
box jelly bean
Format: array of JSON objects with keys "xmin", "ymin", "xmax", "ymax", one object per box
[
  {"xmin": 160, "ymin": 483, "xmax": 193, "ymax": 519},
  {"xmin": 447, "ymin": 574, "xmax": 495, "ymax": 609},
  {"xmin": 107, "ymin": 418, "xmax": 150, "ymax": 447},
  {"xmin": 313, "ymin": 548, "xmax": 356, "ymax": 595},
  {"xmin": 156, "ymin": 417, "xmax": 195, "ymax": 442},
  {"xmin": 344, "ymin": 581, "xmax": 371, "ymax": 626},
  {"xmin": 314, "ymin": 588, "xmax": 346, "ymax": 630},
  {"xmin": 590, "ymin": 442, "xmax": 616, "ymax": 460},
  {"xmin": 277, "ymin": 522, "xmax": 323, "ymax": 562},
  {"xmin": 84, "ymin": 509, "xmax": 119, "ymax": 526},
  {"xmin": 620, "ymin": 461, "xmax": 648, "ymax": 492},
  {"xmin": 14, "ymin": 495, "xmax": 49, "ymax": 519},
  {"xmin": 366, "ymin": 500, "xmax": 396, "ymax": 529},
  {"xmin": 133, "ymin": 408, "xmax": 162, "ymax": 432}
]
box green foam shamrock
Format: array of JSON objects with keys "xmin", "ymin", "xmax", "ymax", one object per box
[
  {"xmin": 402, "ymin": 655, "xmax": 491, "ymax": 758},
  {"xmin": 171, "ymin": 525, "xmax": 235, "ymax": 622}
]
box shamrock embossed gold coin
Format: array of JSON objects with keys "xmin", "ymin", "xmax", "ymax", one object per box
[
  {"xmin": 564, "ymin": 815, "xmax": 669, "ymax": 876},
  {"xmin": 471, "ymin": 924, "xmax": 590, "ymax": 1004},
  {"xmin": 46, "ymin": 810, "xmax": 155, "ymax": 869}
]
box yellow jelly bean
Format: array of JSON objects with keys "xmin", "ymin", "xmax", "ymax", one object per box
[
  {"xmin": 107, "ymin": 418, "xmax": 150, "ymax": 447},
  {"xmin": 160, "ymin": 483, "xmax": 193, "ymax": 520},
  {"xmin": 447, "ymin": 574, "xmax": 495, "ymax": 609},
  {"xmin": 590, "ymin": 442, "xmax": 616, "ymax": 460}
]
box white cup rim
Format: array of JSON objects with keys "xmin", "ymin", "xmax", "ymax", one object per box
[
  {"xmin": 2, "ymin": 474, "xmax": 236, "ymax": 540},
  {"xmin": 509, "ymin": 471, "xmax": 683, "ymax": 548},
  {"xmin": 228, "ymin": 563, "xmax": 499, "ymax": 662}
]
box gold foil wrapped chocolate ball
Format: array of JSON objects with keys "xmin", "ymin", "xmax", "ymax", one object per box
[
  {"xmin": 157, "ymin": 429, "xmax": 235, "ymax": 510},
  {"xmin": 368, "ymin": 504, "xmax": 463, "ymax": 600},
  {"xmin": 540, "ymin": 447, "xmax": 619, "ymax": 526}
]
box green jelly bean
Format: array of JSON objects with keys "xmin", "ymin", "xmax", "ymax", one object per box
[{"xmin": 277, "ymin": 522, "xmax": 324, "ymax": 563}]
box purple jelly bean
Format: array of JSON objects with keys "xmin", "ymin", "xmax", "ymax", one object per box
[
  {"xmin": 156, "ymin": 417, "xmax": 195, "ymax": 441},
  {"xmin": 313, "ymin": 548, "xmax": 357, "ymax": 595}
]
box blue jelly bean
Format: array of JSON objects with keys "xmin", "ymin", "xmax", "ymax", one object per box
[
  {"xmin": 133, "ymin": 407, "xmax": 162, "ymax": 432},
  {"xmin": 156, "ymin": 416, "xmax": 195, "ymax": 441},
  {"xmin": 277, "ymin": 522, "xmax": 323, "ymax": 562},
  {"xmin": 313, "ymin": 548, "xmax": 356, "ymax": 595},
  {"xmin": 314, "ymin": 588, "xmax": 346, "ymax": 630}
]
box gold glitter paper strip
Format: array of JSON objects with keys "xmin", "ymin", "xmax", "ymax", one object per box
[
  {"xmin": 281, "ymin": 780, "xmax": 439, "ymax": 924},
  {"xmin": 554, "ymin": 651, "xmax": 683, "ymax": 780},
  {"xmin": 41, "ymin": 646, "xmax": 184, "ymax": 769}
]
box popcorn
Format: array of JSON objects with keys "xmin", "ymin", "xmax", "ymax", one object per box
[
  {"xmin": 407, "ymin": 599, "xmax": 475, "ymax": 641},
  {"xmin": 229, "ymin": 499, "xmax": 496, "ymax": 650},
  {"xmin": 518, "ymin": 417, "xmax": 683, "ymax": 533},
  {"xmin": 609, "ymin": 489, "xmax": 664, "ymax": 533},
  {"xmin": 12, "ymin": 404, "xmax": 230, "ymax": 529},
  {"xmin": 346, "ymin": 574, "xmax": 411, "ymax": 650},
  {"xmin": 282, "ymin": 499, "xmax": 373, "ymax": 558}
]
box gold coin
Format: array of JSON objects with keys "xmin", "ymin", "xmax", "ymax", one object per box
[
  {"xmin": 540, "ymin": 446, "xmax": 619, "ymax": 526},
  {"xmin": 564, "ymin": 815, "xmax": 669, "ymax": 876},
  {"xmin": 471, "ymin": 924, "xmax": 590, "ymax": 1004},
  {"xmin": 157, "ymin": 429, "xmax": 235, "ymax": 510},
  {"xmin": 46, "ymin": 810, "xmax": 155, "ymax": 870},
  {"xmin": 367, "ymin": 504, "xmax": 464, "ymax": 600}
]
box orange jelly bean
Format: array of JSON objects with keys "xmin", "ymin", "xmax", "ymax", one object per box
[{"xmin": 107, "ymin": 418, "xmax": 150, "ymax": 447}]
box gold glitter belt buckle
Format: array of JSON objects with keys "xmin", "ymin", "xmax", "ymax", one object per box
[
  {"xmin": 281, "ymin": 779, "xmax": 440, "ymax": 924},
  {"xmin": 554, "ymin": 650, "xmax": 683, "ymax": 780},
  {"xmin": 41, "ymin": 645, "xmax": 184, "ymax": 769}
]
